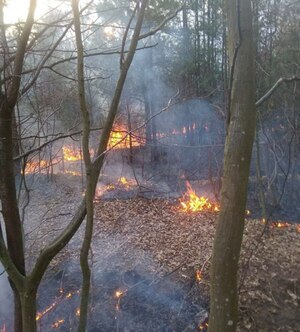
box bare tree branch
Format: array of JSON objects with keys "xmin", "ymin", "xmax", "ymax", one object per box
[
  {"xmin": 256, "ymin": 76, "xmax": 300, "ymax": 107},
  {"xmin": 138, "ymin": 5, "xmax": 183, "ymax": 40}
]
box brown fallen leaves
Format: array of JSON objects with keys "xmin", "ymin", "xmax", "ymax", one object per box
[{"xmin": 93, "ymin": 198, "xmax": 300, "ymax": 331}]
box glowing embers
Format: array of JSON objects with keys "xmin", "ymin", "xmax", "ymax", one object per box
[
  {"xmin": 36, "ymin": 288, "xmax": 80, "ymax": 328},
  {"xmin": 95, "ymin": 176, "xmax": 137, "ymax": 197},
  {"xmin": 51, "ymin": 319, "xmax": 65, "ymax": 328},
  {"xmin": 114, "ymin": 288, "xmax": 127, "ymax": 312},
  {"xmin": 198, "ymin": 317, "xmax": 209, "ymax": 331},
  {"xmin": 180, "ymin": 182, "xmax": 219, "ymax": 213},
  {"xmin": 195, "ymin": 269, "xmax": 203, "ymax": 283},
  {"xmin": 108, "ymin": 125, "xmax": 143, "ymax": 149},
  {"xmin": 272, "ymin": 221, "xmax": 290, "ymax": 229},
  {"xmin": 261, "ymin": 219, "xmax": 300, "ymax": 233}
]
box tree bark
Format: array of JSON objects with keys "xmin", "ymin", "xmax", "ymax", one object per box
[
  {"xmin": 0, "ymin": 2, "xmax": 36, "ymax": 330},
  {"xmin": 20, "ymin": 287, "xmax": 38, "ymax": 332},
  {"xmin": 208, "ymin": 0, "xmax": 256, "ymax": 331},
  {"xmin": 71, "ymin": 1, "xmax": 93, "ymax": 331}
]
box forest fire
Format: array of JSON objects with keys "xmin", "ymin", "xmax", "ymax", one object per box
[
  {"xmin": 119, "ymin": 176, "xmax": 129, "ymax": 185},
  {"xmin": 116, "ymin": 176, "xmax": 137, "ymax": 188},
  {"xmin": 195, "ymin": 269, "xmax": 203, "ymax": 283},
  {"xmin": 114, "ymin": 289, "xmax": 127, "ymax": 312},
  {"xmin": 36, "ymin": 288, "xmax": 79, "ymax": 324},
  {"xmin": 261, "ymin": 219, "xmax": 300, "ymax": 232},
  {"xmin": 95, "ymin": 176, "xmax": 137, "ymax": 197},
  {"xmin": 108, "ymin": 125, "xmax": 142, "ymax": 149},
  {"xmin": 62, "ymin": 145, "xmax": 82, "ymax": 161},
  {"xmin": 51, "ymin": 319, "xmax": 65, "ymax": 328},
  {"xmin": 22, "ymin": 159, "xmax": 50, "ymax": 174},
  {"xmin": 36, "ymin": 301, "xmax": 57, "ymax": 321},
  {"xmin": 198, "ymin": 318, "xmax": 209, "ymax": 331},
  {"xmin": 115, "ymin": 289, "xmax": 126, "ymax": 299},
  {"xmin": 272, "ymin": 222, "xmax": 290, "ymax": 229},
  {"xmin": 180, "ymin": 182, "xmax": 219, "ymax": 213}
]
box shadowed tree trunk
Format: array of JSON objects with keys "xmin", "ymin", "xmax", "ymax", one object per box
[
  {"xmin": 208, "ymin": 0, "xmax": 256, "ymax": 331},
  {"xmin": 0, "ymin": 1, "xmax": 37, "ymax": 331}
]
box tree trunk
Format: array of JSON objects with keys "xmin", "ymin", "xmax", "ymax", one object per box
[
  {"xmin": 0, "ymin": 96, "xmax": 26, "ymax": 332},
  {"xmin": 20, "ymin": 289, "xmax": 37, "ymax": 332},
  {"xmin": 208, "ymin": 0, "xmax": 256, "ymax": 331}
]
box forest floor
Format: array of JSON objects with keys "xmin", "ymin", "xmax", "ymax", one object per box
[
  {"xmin": 92, "ymin": 197, "xmax": 300, "ymax": 332},
  {"xmin": 21, "ymin": 174, "xmax": 300, "ymax": 331}
]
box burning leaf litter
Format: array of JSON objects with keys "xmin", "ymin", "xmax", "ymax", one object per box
[
  {"xmin": 179, "ymin": 182, "xmax": 219, "ymax": 213},
  {"xmin": 108, "ymin": 125, "xmax": 144, "ymax": 149},
  {"xmin": 114, "ymin": 289, "xmax": 127, "ymax": 312},
  {"xmin": 9, "ymin": 178, "xmax": 299, "ymax": 331},
  {"xmin": 62, "ymin": 145, "xmax": 83, "ymax": 161},
  {"xmin": 195, "ymin": 270, "xmax": 203, "ymax": 283},
  {"xmin": 36, "ymin": 288, "xmax": 80, "ymax": 323},
  {"xmin": 51, "ymin": 319, "xmax": 65, "ymax": 328},
  {"xmin": 93, "ymin": 198, "xmax": 300, "ymax": 331},
  {"xmin": 198, "ymin": 317, "xmax": 209, "ymax": 331},
  {"xmin": 115, "ymin": 289, "xmax": 127, "ymax": 299}
]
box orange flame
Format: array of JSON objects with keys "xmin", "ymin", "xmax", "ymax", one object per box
[
  {"xmin": 195, "ymin": 270, "xmax": 202, "ymax": 283},
  {"xmin": 272, "ymin": 222, "xmax": 290, "ymax": 229},
  {"xmin": 23, "ymin": 160, "xmax": 49, "ymax": 174},
  {"xmin": 36, "ymin": 302, "xmax": 57, "ymax": 321},
  {"xmin": 114, "ymin": 289, "xmax": 127, "ymax": 312},
  {"xmin": 119, "ymin": 176, "xmax": 129, "ymax": 185},
  {"xmin": 108, "ymin": 125, "xmax": 141, "ymax": 149},
  {"xmin": 36, "ymin": 289, "xmax": 79, "ymax": 322},
  {"xmin": 180, "ymin": 182, "xmax": 219, "ymax": 213},
  {"xmin": 115, "ymin": 289, "xmax": 125, "ymax": 299},
  {"xmin": 198, "ymin": 320, "xmax": 209, "ymax": 330},
  {"xmin": 63, "ymin": 146, "xmax": 82, "ymax": 161},
  {"xmin": 296, "ymin": 224, "xmax": 300, "ymax": 233},
  {"xmin": 117, "ymin": 176, "xmax": 136, "ymax": 188}
]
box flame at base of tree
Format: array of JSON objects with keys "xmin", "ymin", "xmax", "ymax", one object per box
[{"xmin": 198, "ymin": 317, "xmax": 209, "ymax": 331}]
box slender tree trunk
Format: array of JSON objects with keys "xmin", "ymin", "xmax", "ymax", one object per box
[
  {"xmin": 71, "ymin": 1, "xmax": 149, "ymax": 331},
  {"xmin": 0, "ymin": 1, "xmax": 36, "ymax": 330},
  {"xmin": 208, "ymin": 0, "xmax": 256, "ymax": 331},
  {"xmin": 72, "ymin": 1, "xmax": 94, "ymax": 331},
  {"xmin": 0, "ymin": 97, "xmax": 25, "ymax": 332},
  {"xmin": 20, "ymin": 289, "xmax": 37, "ymax": 332}
]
